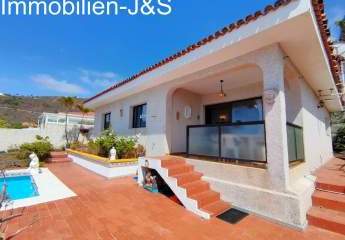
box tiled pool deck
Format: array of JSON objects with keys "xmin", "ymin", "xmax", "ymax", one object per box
[{"xmin": 8, "ymin": 162, "xmax": 344, "ymax": 240}]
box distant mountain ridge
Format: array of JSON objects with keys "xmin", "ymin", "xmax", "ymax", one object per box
[{"xmin": 0, "ymin": 94, "xmax": 85, "ymax": 127}]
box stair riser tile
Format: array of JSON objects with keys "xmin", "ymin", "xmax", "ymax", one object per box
[
  {"xmin": 316, "ymin": 182, "xmax": 345, "ymax": 194},
  {"xmin": 175, "ymin": 175, "xmax": 201, "ymax": 185},
  {"xmin": 186, "ymin": 184, "xmax": 210, "ymax": 196},
  {"xmin": 161, "ymin": 160, "xmax": 186, "ymax": 168},
  {"xmin": 308, "ymin": 215, "xmax": 345, "ymax": 235},
  {"xmin": 48, "ymin": 158, "xmax": 72, "ymax": 163},
  {"xmin": 168, "ymin": 166, "xmax": 193, "ymax": 176},
  {"xmin": 312, "ymin": 196, "xmax": 345, "ymax": 212},
  {"xmin": 194, "ymin": 194, "xmax": 220, "ymax": 208}
]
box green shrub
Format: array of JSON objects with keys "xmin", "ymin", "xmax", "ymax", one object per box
[
  {"xmin": 333, "ymin": 126, "xmax": 345, "ymax": 152},
  {"xmin": 94, "ymin": 130, "xmax": 117, "ymax": 156},
  {"xmin": 0, "ymin": 118, "xmax": 25, "ymax": 129},
  {"xmin": 115, "ymin": 136, "xmax": 137, "ymax": 159},
  {"xmin": 70, "ymin": 141, "xmax": 89, "ymax": 152},
  {"xmin": 88, "ymin": 130, "xmax": 142, "ymax": 159},
  {"xmin": 0, "ymin": 118, "xmax": 10, "ymax": 128},
  {"xmin": 16, "ymin": 136, "xmax": 53, "ymax": 161},
  {"xmin": 86, "ymin": 140, "xmax": 100, "ymax": 155}
]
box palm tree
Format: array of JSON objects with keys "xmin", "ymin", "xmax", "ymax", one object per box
[
  {"xmin": 336, "ymin": 19, "xmax": 345, "ymax": 41},
  {"xmin": 76, "ymin": 104, "xmax": 92, "ymax": 142},
  {"xmin": 59, "ymin": 96, "xmax": 76, "ymax": 147}
]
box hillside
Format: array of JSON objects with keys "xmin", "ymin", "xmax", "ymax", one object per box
[{"xmin": 0, "ymin": 94, "xmax": 85, "ymax": 127}]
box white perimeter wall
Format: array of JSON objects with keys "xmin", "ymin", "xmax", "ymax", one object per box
[{"xmin": 0, "ymin": 124, "xmax": 90, "ymax": 151}]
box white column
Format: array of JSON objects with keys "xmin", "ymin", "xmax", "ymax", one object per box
[{"xmin": 260, "ymin": 45, "xmax": 290, "ymax": 192}]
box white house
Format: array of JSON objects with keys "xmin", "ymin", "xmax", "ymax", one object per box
[{"xmin": 84, "ymin": 0, "xmax": 344, "ymax": 229}]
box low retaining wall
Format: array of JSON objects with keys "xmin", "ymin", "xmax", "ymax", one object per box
[{"xmin": 67, "ymin": 150, "xmax": 138, "ymax": 179}]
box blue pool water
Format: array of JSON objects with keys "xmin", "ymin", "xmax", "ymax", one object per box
[{"xmin": 0, "ymin": 176, "xmax": 38, "ymax": 200}]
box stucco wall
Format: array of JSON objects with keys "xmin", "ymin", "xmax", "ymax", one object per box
[
  {"xmin": 171, "ymin": 89, "xmax": 202, "ymax": 153},
  {"xmin": 284, "ymin": 73, "xmax": 303, "ymax": 126},
  {"xmin": 300, "ymin": 79, "xmax": 333, "ymax": 172},
  {"xmin": 0, "ymin": 124, "xmax": 92, "ymax": 152},
  {"xmin": 0, "ymin": 124, "xmax": 73, "ymax": 151},
  {"xmin": 201, "ymin": 82, "xmax": 262, "ymax": 106},
  {"xmin": 284, "ymin": 63, "xmax": 333, "ymax": 183},
  {"xmin": 93, "ymin": 82, "xmax": 172, "ymax": 156}
]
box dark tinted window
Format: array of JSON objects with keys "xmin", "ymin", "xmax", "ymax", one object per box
[
  {"xmin": 205, "ymin": 103, "xmax": 231, "ymax": 124},
  {"xmin": 103, "ymin": 113, "xmax": 111, "ymax": 130},
  {"xmin": 205, "ymin": 98, "xmax": 263, "ymax": 125},
  {"xmin": 133, "ymin": 104, "xmax": 147, "ymax": 128},
  {"xmin": 232, "ymin": 98, "xmax": 263, "ymax": 123}
]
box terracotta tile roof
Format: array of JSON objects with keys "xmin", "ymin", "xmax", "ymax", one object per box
[
  {"xmin": 312, "ymin": 0, "xmax": 342, "ymax": 89},
  {"xmin": 85, "ymin": 0, "xmax": 341, "ymax": 104}
]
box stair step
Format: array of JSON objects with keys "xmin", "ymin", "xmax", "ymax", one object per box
[
  {"xmin": 156, "ymin": 156, "xmax": 233, "ymax": 219},
  {"xmin": 167, "ymin": 164, "xmax": 194, "ymax": 176},
  {"xmin": 191, "ymin": 190, "xmax": 220, "ymax": 208},
  {"xmin": 202, "ymin": 200, "xmax": 232, "ymax": 217},
  {"xmin": 307, "ymin": 207, "xmax": 345, "ymax": 235},
  {"xmin": 172, "ymin": 172, "xmax": 203, "ymax": 185},
  {"xmin": 160, "ymin": 156, "xmax": 186, "ymax": 167},
  {"xmin": 313, "ymin": 190, "xmax": 345, "ymax": 212},
  {"xmin": 316, "ymin": 181, "xmax": 345, "ymax": 194},
  {"xmin": 182, "ymin": 180, "xmax": 210, "ymax": 196},
  {"xmin": 50, "ymin": 152, "xmax": 68, "ymax": 158},
  {"xmin": 47, "ymin": 157, "xmax": 72, "ymax": 163}
]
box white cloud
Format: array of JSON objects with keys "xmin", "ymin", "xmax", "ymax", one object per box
[
  {"xmin": 79, "ymin": 69, "xmax": 121, "ymax": 88},
  {"xmin": 32, "ymin": 74, "xmax": 88, "ymax": 95}
]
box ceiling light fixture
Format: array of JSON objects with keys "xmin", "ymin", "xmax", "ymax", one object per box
[{"xmin": 219, "ymin": 80, "xmax": 227, "ymax": 97}]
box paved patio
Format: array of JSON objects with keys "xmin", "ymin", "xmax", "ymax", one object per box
[{"xmin": 8, "ymin": 162, "xmax": 344, "ymax": 240}]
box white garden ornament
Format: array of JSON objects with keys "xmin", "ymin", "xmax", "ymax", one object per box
[
  {"xmin": 110, "ymin": 147, "xmax": 117, "ymax": 161},
  {"xmin": 28, "ymin": 152, "xmax": 40, "ymax": 174}
]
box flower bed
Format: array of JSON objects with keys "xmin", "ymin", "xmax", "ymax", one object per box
[
  {"xmin": 67, "ymin": 149, "xmax": 138, "ymax": 179},
  {"xmin": 67, "ymin": 149, "xmax": 138, "ymax": 164}
]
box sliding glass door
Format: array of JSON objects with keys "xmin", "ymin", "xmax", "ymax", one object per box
[{"xmin": 187, "ymin": 97, "xmax": 266, "ymax": 163}]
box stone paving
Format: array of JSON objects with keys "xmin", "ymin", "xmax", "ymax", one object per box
[{"xmin": 7, "ymin": 162, "xmax": 344, "ymax": 240}]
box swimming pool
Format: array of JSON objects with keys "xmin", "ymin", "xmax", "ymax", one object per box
[{"xmin": 0, "ymin": 175, "xmax": 38, "ymax": 200}]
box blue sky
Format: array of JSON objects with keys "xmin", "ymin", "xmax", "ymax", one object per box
[{"xmin": 0, "ymin": 0, "xmax": 344, "ymax": 98}]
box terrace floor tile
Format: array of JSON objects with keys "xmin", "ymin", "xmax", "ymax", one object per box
[{"xmin": 7, "ymin": 162, "xmax": 344, "ymax": 240}]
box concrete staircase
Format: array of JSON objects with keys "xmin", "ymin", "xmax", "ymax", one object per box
[
  {"xmin": 47, "ymin": 151, "xmax": 72, "ymax": 163},
  {"xmin": 143, "ymin": 156, "xmax": 231, "ymax": 218},
  {"xmin": 307, "ymin": 159, "xmax": 345, "ymax": 235}
]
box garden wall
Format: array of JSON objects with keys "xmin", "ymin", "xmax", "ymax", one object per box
[{"xmin": 0, "ymin": 125, "xmax": 76, "ymax": 151}]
